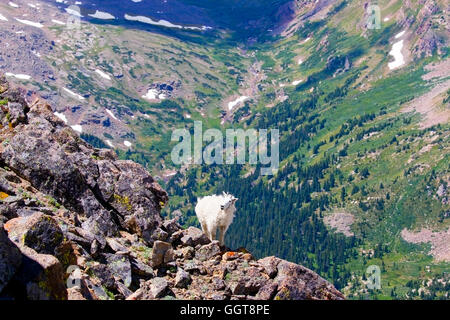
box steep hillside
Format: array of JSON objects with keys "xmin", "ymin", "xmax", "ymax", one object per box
[{"xmin": 162, "ymin": 0, "xmax": 450, "ymax": 299}]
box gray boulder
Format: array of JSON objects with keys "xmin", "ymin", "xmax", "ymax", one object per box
[
  {"xmin": 180, "ymin": 227, "xmax": 210, "ymax": 247},
  {"xmin": 0, "ymin": 223, "xmax": 22, "ymax": 293},
  {"xmin": 195, "ymin": 241, "xmax": 222, "ymax": 262},
  {"xmin": 174, "ymin": 268, "xmax": 191, "ymax": 288}
]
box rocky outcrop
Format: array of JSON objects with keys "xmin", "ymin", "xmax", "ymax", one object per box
[
  {"xmin": 0, "ymin": 75, "xmax": 344, "ymax": 300},
  {"xmin": 0, "ymin": 223, "xmax": 22, "ymax": 293},
  {"xmin": 11, "ymin": 244, "xmax": 68, "ymax": 300},
  {"xmin": 401, "ymin": 0, "xmax": 448, "ymax": 58}
]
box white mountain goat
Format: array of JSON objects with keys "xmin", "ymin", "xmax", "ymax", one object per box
[{"xmin": 195, "ymin": 192, "xmax": 238, "ymax": 245}]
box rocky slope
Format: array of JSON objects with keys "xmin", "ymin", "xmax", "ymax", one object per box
[{"xmin": 0, "ymin": 76, "xmax": 344, "ymax": 300}]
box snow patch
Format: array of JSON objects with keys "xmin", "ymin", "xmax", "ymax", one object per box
[
  {"xmin": 15, "ymin": 18, "xmax": 43, "ymax": 28},
  {"xmin": 5, "ymin": 72, "xmax": 31, "ymax": 80},
  {"xmin": 63, "ymin": 87, "xmax": 85, "ymax": 100},
  {"xmin": 395, "ymin": 30, "xmax": 406, "ymax": 39},
  {"xmin": 71, "ymin": 125, "xmax": 83, "ymax": 133},
  {"xmin": 95, "ymin": 69, "xmax": 112, "ymax": 80},
  {"xmin": 52, "ymin": 19, "xmax": 65, "ymax": 25},
  {"xmin": 27, "ymin": 3, "xmax": 38, "ymax": 9},
  {"xmin": 65, "ymin": 7, "xmax": 83, "ymax": 18},
  {"xmin": 142, "ymin": 88, "xmax": 166, "ymax": 100},
  {"xmin": 228, "ymin": 96, "xmax": 249, "ymax": 111},
  {"xmin": 124, "ymin": 14, "xmax": 211, "ymax": 31},
  {"xmin": 89, "ymin": 10, "xmax": 115, "ymax": 20},
  {"xmin": 388, "ymin": 40, "xmax": 405, "ymax": 70},
  {"xmin": 54, "ymin": 112, "xmax": 68, "ymax": 123},
  {"xmin": 106, "ymin": 109, "xmax": 118, "ymax": 120}
]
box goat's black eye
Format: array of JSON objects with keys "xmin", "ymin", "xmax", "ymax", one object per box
[{"xmin": 220, "ymin": 205, "xmax": 224, "ymax": 210}]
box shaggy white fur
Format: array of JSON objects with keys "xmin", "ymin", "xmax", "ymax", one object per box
[{"xmin": 195, "ymin": 192, "xmax": 238, "ymax": 245}]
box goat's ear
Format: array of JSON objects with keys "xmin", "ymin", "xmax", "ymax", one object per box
[{"xmin": 232, "ymin": 198, "xmax": 238, "ymax": 203}]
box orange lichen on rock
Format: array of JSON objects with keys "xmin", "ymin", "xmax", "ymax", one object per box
[{"xmin": 222, "ymin": 251, "xmax": 239, "ymax": 261}]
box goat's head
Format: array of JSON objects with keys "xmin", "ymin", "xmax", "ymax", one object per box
[{"xmin": 220, "ymin": 192, "xmax": 238, "ymax": 211}]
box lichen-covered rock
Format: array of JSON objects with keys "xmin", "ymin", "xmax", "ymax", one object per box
[
  {"xmin": 273, "ymin": 259, "xmax": 345, "ymax": 300},
  {"xmin": 162, "ymin": 219, "xmax": 182, "ymax": 235},
  {"xmin": 149, "ymin": 277, "xmax": 170, "ymax": 298},
  {"xmin": 256, "ymin": 282, "xmax": 278, "ymax": 300},
  {"xmin": 105, "ymin": 254, "xmax": 132, "ymax": 288},
  {"xmin": 130, "ymin": 258, "xmax": 155, "ymax": 278},
  {"xmin": 195, "ymin": 241, "xmax": 222, "ymax": 262},
  {"xmin": 175, "ymin": 246, "xmax": 195, "ymax": 260},
  {"xmin": 5, "ymin": 213, "xmax": 64, "ymax": 255},
  {"xmin": 106, "ymin": 237, "xmax": 129, "ymax": 253},
  {"xmin": 151, "ymin": 240, "xmax": 172, "ymax": 267},
  {"xmin": 107, "ymin": 160, "xmax": 168, "ymax": 243},
  {"xmin": 90, "ymin": 263, "xmax": 116, "ymax": 290},
  {"xmin": 0, "ymin": 82, "xmax": 28, "ymax": 129},
  {"xmin": 150, "ymin": 227, "xmax": 169, "ymax": 243},
  {"xmin": 0, "ymin": 96, "xmax": 168, "ymax": 246},
  {"xmin": 222, "ymin": 251, "xmax": 240, "ymax": 261},
  {"xmin": 4, "ymin": 212, "xmax": 77, "ymax": 271},
  {"xmin": 180, "ymin": 227, "xmax": 210, "ymax": 247},
  {"xmin": 183, "ymin": 259, "xmax": 206, "ymax": 274},
  {"xmin": 7, "ymin": 102, "xmax": 28, "ymax": 127},
  {"xmin": 13, "ymin": 245, "xmax": 67, "ymax": 300},
  {"xmin": 81, "ymin": 209, "xmax": 120, "ymax": 246},
  {"xmin": 0, "ymin": 223, "xmax": 22, "ymax": 293},
  {"xmin": 174, "ymin": 268, "xmax": 191, "ymax": 288},
  {"xmin": 257, "ymin": 256, "xmax": 279, "ymax": 278}
]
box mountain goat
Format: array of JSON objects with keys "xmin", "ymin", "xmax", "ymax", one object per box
[{"xmin": 195, "ymin": 192, "xmax": 238, "ymax": 246}]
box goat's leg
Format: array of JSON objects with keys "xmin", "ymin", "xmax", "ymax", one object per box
[
  {"xmin": 219, "ymin": 226, "xmax": 226, "ymax": 246},
  {"xmin": 222, "ymin": 224, "xmax": 231, "ymax": 246},
  {"xmin": 201, "ymin": 222, "xmax": 211, "ymax": 241},
  {"xmin": 210, "ymin": 227, "xmax": 217, "ymax": 242},
  {"xmin": 200, "ymin": 222, "xmax": 208, "ymax": 235}
]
